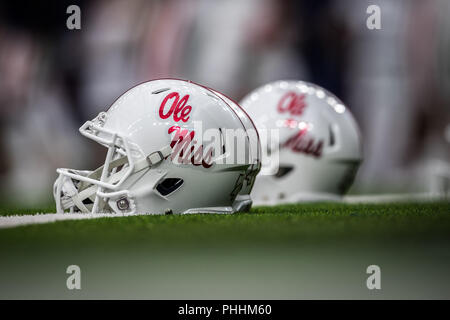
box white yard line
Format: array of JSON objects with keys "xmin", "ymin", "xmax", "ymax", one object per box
[
  {"xmin": 343, "ymin": 192, "xmax": 448, "ymax": 203},
  {"xmin": 0, "ymin": 212, "xmax": 150, "ymax": 229}
]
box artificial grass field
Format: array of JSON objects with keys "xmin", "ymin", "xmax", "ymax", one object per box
[{"xmin": 0, "ymin": 201, "xmax": 449, "ymax": 299}]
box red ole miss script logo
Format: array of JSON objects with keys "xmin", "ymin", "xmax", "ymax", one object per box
[
  {"xmin": 168, "ymin": 126, "xmax": 213, "ymax": 168},
  {"xmin": 159, "ymin": 92, "xmax": 192, "ymax": 123},
  {"xmin": 278, "ymin": 91, "xmax": 307, "ymax": 116},
  {"xmin": 158, "ymin": 91, "xmax": 213, "ymax": 168},
  {"xmin": 283, "ymin": 128, "xmax": 323, "ymax": 158}
]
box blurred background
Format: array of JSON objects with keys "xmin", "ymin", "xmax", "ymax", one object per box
[{"xmin": 0, "ymin": 0, "xmax": 449, "ymax": 206}]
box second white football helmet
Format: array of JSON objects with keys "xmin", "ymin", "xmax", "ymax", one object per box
[{"xmin": 240, "ymin": 80, "xmax": 363, "ymax": 204}]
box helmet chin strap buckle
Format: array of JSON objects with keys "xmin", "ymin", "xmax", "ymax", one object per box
[
  {"xmin": 147, "ymin": 151, "xmax": 164, "ymax": 166},
  {"xmin": 146, "ymin": 145, "xmax": 172, "ymax": 167}
]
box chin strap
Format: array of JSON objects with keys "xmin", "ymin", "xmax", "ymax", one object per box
[
  {"xmin": 59, "ymin": 145, "xmax": 172, "ymax": 213},
  {"xmin": 146, "ymin": 146, "xmax": 172, "ymax": 166}
]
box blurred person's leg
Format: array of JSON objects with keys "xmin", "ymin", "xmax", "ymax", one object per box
[
  {"xmin": 293, "ymin": 0, "xmax": 351, "ymax": 100},
  {"xmin": 0, "ymin": 30, "xmax": 35, "ymax": 187},
  {"xmin": 342, "ymin": 0, "xmax": 416, "ymax": 192},
  {"xmin": 241, "ymin": 0, "xmax": 307, "ymax": 97},
  {"xmin": 177, "ymin": 0, "xmax": 260, "ymax": 96},
  {"xmin": 80, "ymin": 0, "xmax": 143, "ymax": 117},
  {"xmin": 426, "ymin": 0, "xmax": 450, "ymax": 195},
  {"xmin": 173, "ymin": 0, "xmax": 305, "ymax": 99},
  {"xmin": 137, "ymin": 0, "xmax": 197, "ymax": 81}
]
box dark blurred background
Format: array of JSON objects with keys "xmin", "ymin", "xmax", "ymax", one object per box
[{"xmin": 0, "ymin": 0, "xmax": 449, "ymax": 206}]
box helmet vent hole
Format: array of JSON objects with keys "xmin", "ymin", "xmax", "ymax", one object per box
[
  {"xmin": 219, "ymin": 128, "xmax": 226, "ymax": 154},
  {"xmin": 206, "ymin": 93, "xmax": 219, "ymax": 100},
  {"xmin": 328, "ymin": 125, "xmax": 336, "ymax": 146},
  {"xmin": 156, "ymin": 178, "xmax": 184, "ymax": 196},
  {"xmin": 274, "ymin": 166, "xmax": 293, "ymax": 178},
  {"xmin": 152, "ymin": 88, "xmax": 170, "ymax": 94}
]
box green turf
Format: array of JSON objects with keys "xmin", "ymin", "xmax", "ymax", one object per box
[
  {"xmin": 0, "ymin": 202, "xmax": 448, "ymax": 248},
  {"xmin": 0, "ymin": 202, "xmax": 449, "ymax": 299}
]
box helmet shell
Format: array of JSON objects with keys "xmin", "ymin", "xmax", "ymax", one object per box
[{"xmin": 240, "ymin": 80, "xmax": 363, "ymax": 204}]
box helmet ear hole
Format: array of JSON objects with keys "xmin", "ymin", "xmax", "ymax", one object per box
[
  {"xmin": 328, "ymin": 124, "xmax": 336, "ymax": 146},
  {"xmin": 274, "ymin": 166, "xmax": 293, "ymax": 178},
  {"xmin": 156, "ymin": 178, "xmax": 184, "ymax": 196}
]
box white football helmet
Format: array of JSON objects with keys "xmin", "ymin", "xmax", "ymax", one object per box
[
  {"xmin": 54, "ymin": 79, "xmax": 260, "ymax": 214},
  {"xmin": 240, "ymin": 80, "xmax": 363, "ymax": 204}
]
